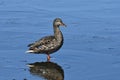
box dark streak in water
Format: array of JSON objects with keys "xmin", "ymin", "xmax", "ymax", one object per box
[{"xmin": 28, "ymin": 61, "xmax": 64, "ymax": 80}]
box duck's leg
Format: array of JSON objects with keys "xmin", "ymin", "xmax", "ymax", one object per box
[{"xmin": 47, "ymin": 54, "xmax": 51, "ymax": 61}]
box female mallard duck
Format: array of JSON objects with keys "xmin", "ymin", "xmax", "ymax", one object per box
[{"xmin": 26, "ymin": 18, "xmax": 66, "ymax": 61}]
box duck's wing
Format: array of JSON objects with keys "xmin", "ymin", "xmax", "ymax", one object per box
[{"xmin": 28, "ymin": 35, "xmax": 55, "ymax": 50}]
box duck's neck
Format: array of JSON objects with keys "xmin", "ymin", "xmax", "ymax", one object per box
[{"xmin": 53, "ymin": 25, "xmax": 63, "ymax": 42}]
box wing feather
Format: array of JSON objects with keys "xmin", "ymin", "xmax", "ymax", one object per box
[{"xmin": 28, "ymin": 36, "xmax": 55, "ymax": 49}]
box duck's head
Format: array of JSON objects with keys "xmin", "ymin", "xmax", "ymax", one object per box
[{"xmin": 53, "ymin": 18, "xmax": 66, "ymax": 27}]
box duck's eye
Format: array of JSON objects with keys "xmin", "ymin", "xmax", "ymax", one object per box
[
  {"xmin": 56, "ymin": 21, "xmax": 60, "ymax": 23},
  {"xmin": 56, "ymin": 21, "xmax": 61, "ymax": 25}
]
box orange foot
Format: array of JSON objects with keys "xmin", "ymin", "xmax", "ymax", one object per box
[{"xmin": 47, "ymin": 54, "xmax": 51, "ymax": 61}]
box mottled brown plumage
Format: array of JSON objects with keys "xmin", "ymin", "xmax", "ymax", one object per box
[{"xmin": 26, "ymin": 18, "xmax": 66, "ymax": 61}]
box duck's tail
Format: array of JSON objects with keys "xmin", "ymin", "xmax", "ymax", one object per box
[{"xmin": 25, "ymin": 50, "xmax": 35, "ymax": 53}]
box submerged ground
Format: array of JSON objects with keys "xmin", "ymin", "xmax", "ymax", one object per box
[{"xmin": 0, "ymin": 0, "xmax": 120, "ymax": 80}]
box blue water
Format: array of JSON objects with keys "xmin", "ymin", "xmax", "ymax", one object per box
[{"xmin": 0, "ymin": 0, "xmax": 120, "ymax": 80}]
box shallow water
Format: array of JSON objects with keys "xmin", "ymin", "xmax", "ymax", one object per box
[{"xmin": 0, "ymin": 0, "xmax": 120, "ymax": 80}]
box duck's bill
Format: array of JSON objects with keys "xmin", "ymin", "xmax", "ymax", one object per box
[{"xmin": 61, "ymin": 23, "xmax": 67, "ymax": 27}]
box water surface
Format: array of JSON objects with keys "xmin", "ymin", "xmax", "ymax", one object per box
[{"xmin": 0, "ymin": 0, "xmax": 120, "ymax": 80}]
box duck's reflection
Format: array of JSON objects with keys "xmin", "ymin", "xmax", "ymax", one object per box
[{"xmin": 28, "ymin": 61, "xmax": 64, "ymax": 80}]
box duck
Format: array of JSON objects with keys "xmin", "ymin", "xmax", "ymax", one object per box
[{"xmin": 26, "ymin": 18, "xmax": 66, "ymax": 61}]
